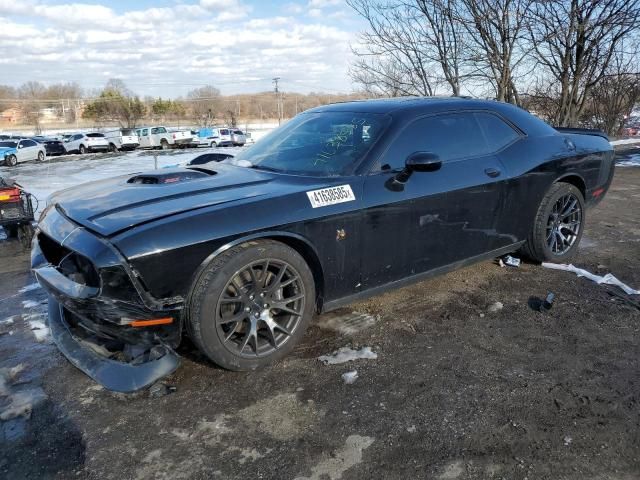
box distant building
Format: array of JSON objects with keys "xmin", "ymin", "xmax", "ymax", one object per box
[{"xmin": 0, "ymin": 107, "xmax": 22, "ymax": 124}]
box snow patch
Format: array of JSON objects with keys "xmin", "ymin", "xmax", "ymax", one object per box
[
  {"xmin": 318, "ymin": 347, "xmax": 378, "ymax": 365},
  {"xmin": 542, "ymin": 262, "xmax": 640, "ymax": 295},
  {"xmin": 341, "ymin": 370, "xmax": 358, "ymax": 384},
  {"xmin": 19, "ymin": 283, "xmax": 41, "ymax": 293},
  {"xmin": 28, "ymin": 318, "xmax": 50, "ymax": 343},
  {"xmin": 294, "ymin": 435, "xmax": 374, "ymax": 480},
  {"xmin": 616, "ymin": 154, "xmax": 640, "ymax": 167},
  {"xmin": 22, "ymin": 300, "xmax": 42, "ymax": 309},
  {"xmin": 0, "ymin": 316, "xmax": 15, "ymax": 326},
  {"xmin": 0, "ymin": 389, "xmax": 47, "ymax": 421}
]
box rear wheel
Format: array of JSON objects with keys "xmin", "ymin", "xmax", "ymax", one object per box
[
  {"xmin": 5, "ymin": 154, "xmax": 17, "ymax": 167},
  {"xmin": 37, "ymin": 151, "xmax": 45, "ymax": 162},
  {"xmin": 109, "ymin": 143, "xmax": 118, "ymax": 152},
  {"xmin": 187, "ymin": 240, "xmax": 315, "ymax": 371},
  {"xmin": 521, "ymin": 182, "xmax": 585, "ymax": 263},
  {"xmin": 210, "ymin": 141, "xmax": 217, "ymax": 148}
]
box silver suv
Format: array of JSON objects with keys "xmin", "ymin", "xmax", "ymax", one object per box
[{"xmin": 231, "ymin": 129, "xmax": 246, "ymax": 146}]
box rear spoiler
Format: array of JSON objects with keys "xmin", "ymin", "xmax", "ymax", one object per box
[{"xmin": 555, "ymin": 127, "xmax": 609, "ymax": 141}]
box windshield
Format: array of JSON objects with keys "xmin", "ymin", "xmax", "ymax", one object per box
[
  {"xmin": 235, "ymin": 112, "xmax": 389, "ymax": 176},
  {"xmin": 0, "ymin": 141, "xmax": 17, "ymax": 148}
]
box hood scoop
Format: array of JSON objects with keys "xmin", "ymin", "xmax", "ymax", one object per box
[{"xmin": 127, "ymin": 170, "xmax": 214, "ymax": 185}]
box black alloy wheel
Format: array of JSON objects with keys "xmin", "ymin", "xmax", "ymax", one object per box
[
  {"xmin": 187, "ymin": 240, "xmax": 315, "ymax": 370},
  {"xmin": 546, "ymin": 193, "xmax": 582, "ymax": 255},
  {"xmin": 216, "ymin": 259, "xmax": 305, "ymax": 358}
]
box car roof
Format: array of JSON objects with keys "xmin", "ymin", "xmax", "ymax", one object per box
[{"xmin": 306, "ymin": 96, "xmax": 508, "ymax": 115}]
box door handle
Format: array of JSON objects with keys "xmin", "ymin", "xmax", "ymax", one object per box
[{"xmin": 484, "ymin": 168, "xmax": 501, "ymax": 178}]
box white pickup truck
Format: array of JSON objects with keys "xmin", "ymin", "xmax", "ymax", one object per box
[{"xmin": 136, "ymin": 126, "xmax": 192, "ymax": 149}]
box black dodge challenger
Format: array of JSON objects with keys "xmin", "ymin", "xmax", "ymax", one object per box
[{"xmin": 32, "ymin": 98, "xmax": 614, "ymax": 392}]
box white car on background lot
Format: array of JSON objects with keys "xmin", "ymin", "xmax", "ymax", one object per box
[
  {"xmin": 104, "ymin": 129, "xmax": 140, "ymax": 151},
  {"xmin": 0, "ymin": 138, "xmax": 46, "ymax": 166},
  {"xmin": 64, "ymin": 133, "xmax": 110, "ymax": 154},
  {"xmin": 136, "ymin": 126, "xmax": 192, "ymax": 149}
]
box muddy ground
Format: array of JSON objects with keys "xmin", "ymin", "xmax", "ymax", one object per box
[{"xmin": 1, "ymin": 167, "xmax": 639, "ymax": 480}]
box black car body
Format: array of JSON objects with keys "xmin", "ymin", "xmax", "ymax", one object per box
[
  {"xmin": 34, "ymin": 138, "xmax": 66, "ymax": 156},
  {"xmin": 32, "ymin": 98, "xmax": 614, "ymax": 392}
]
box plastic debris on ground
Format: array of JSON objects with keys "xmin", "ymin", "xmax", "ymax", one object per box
[
  {"xmin": 487, "ymin": 301, "xmax": 504, "ymax": 313},
  {"xmin": 503, "ymin": 255, "xmax": 521, "ymax": 267},
  {"xmin": 540, "ymin": 293, "xmax": 555, "ymax": 312},
  {"xmin": 148, "ymin": 382, "xmax": 177, "ymax": 398},
  {"xmin": 341, "ymin": 370, "xmax": 358, "ymax": 384},
  {"xmin": 542, "ymin": 262, "xmax": 640, "ymax": 295},
  {"xmin": 318, "ymin": 347, "xmax": 378, "ymax": 365}
]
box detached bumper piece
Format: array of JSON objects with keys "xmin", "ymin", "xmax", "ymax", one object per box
[{"xmin": 48, "ymin": 298, "xmax": 180, "ymax": 393}]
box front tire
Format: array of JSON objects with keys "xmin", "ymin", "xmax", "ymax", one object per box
[
  {"xmin": 37, "ymin": 151, "xmax": 45, "ymax": 162},
  {"xmin": 5, "ymin": 154, "xmax": 17, "ymax": 167},
  {"xmin": 160, "ymin": 139, "xmax": 169, "ymax": 150},
  {"xmin": 79, "ymin": 145, "xmax": 87, "ymax": 154},
  {"xmin": 187, "ymin": 240, "xmax": 315, "ymax": 371},
  {"xmin": 521, "ymin": 182, "xmax": 585, "ymax": 263}
]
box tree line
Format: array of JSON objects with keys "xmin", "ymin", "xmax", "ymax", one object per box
[
  {"xmin": 348, "ymin": 0, "xmax": 640, "ymax": 134},
  {"xmin": 0, "ymin": 80, "xmax": 368, "ymax": 130}
]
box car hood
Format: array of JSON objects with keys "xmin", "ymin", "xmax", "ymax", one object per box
[
  {"xmin": 0, "ymin": 147, "xmax": 17, "ymax": 155},
  {"xmin": 49, "ymin": 164, "xmax": 285, "ymax": 237}
]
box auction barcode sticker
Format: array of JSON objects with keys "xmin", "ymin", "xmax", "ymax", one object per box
[{"xmin": 306, "ymin": 185, "xmax": 356, "ymax": 208}]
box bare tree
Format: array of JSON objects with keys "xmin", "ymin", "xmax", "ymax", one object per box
[
  {"xmin": 528, "ymin": 0, "xmax": 640, "ymax": 126},
  {"xmin": 348, "ymin": 0, "xmax": 464, "ymax": 96},
  {"xmin": 187, "ymin": 85, "xmax": 221, "ymax": 127},
  {"xmin": 17, "ymin": 81, "xmax": 46, "ymax": 134},
  {"xmin": 582, "ymin": 45, "xmax": 640, "ymax": 135},
  {"xmin": 459, "ymin": 0, "xmax": 534, "ymax": 104}
]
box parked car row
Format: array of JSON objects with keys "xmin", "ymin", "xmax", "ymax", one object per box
[{"xmin": 0, "ymin": 125, "xmax": 252, "ymax": 166}]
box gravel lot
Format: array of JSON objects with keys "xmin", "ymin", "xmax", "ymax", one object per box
[{"xmin": 0, "ymin": 156, "xmax": 639, "ymax": 479}]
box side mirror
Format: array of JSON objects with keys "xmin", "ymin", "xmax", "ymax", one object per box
[{"xmin": 406, "ymin": 152, "xmax": 442, "ymax": 172}]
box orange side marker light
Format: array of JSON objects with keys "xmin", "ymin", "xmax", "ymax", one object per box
[{"xmin": 130, "ymin": 317, "xmax": 174, "ymax": 327}]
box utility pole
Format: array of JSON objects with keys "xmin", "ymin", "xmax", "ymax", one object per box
[{"xmin": 273, "ymin": 77, "xmax": 281, "ymax": 125}]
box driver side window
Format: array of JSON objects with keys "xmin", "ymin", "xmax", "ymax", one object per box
[{"xmin": 376, "ymin": 112, "xmax": 519, "ymax": 172}]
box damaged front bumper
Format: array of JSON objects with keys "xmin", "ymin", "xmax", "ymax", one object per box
[
  {"xmin": 48, "ymin": 298, "xmax": 179, "ymax": 393},
  {"xmin": 32, "ymin": 206, "xmax": 183, "ymax": 392}
]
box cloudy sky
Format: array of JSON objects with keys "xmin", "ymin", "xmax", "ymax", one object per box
[{"xmin": 0, "ymin": 0, "xmax": 363, "ymax": 97}]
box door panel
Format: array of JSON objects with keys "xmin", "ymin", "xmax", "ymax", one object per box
[{"xmin": 360, "ymin": 111, "xmax": 520, "ymax": 289}]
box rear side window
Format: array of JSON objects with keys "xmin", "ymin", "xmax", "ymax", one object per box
[
  {"xmin": 220, "ymin": 129, "xmax": 229, "ymax": 135},
  {"xmin": 378, "ymin": 111, "xmax": 520, "ymax": 171},
  {"xmin": 151, "ymin": 127, "xmax": 167, "ymax": 134},
  {"xmin": 474, "ymin": 112, "xmax": 520, "ymax": 151}
]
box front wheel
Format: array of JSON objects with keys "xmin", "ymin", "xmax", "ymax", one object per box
[
  {"xmin": 160, "ymin": 139, "xmax": 169, "ymax": 150},
  {"xmin": 79, "ymin": 145, "xmax": 87, "ymax": 154},
  {"xmin": 5, "ymin": 154, "xmax": 17, "ymax": 167},
  {"xmin": 187, "ymin": 240, "xmax": 315, "ymax": 371},
  {"xmin": 521, "ymin": 182, "xmax": 585, "ymax": 263}
]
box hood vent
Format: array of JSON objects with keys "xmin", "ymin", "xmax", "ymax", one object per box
[{"xmin": 127, "ymin": 170, "xmax": 213, "ymax": 185}]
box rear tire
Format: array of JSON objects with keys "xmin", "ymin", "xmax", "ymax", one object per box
[
  {"xmin": 187, "ymin": 240, "xmax": 315, "ymax": 371},
  {"xmin": 5, "ymin": 154, "xmax": 17, "ymax": 167},
  {"xmin": 109, "ymin": 143, "xmax": 118, "ymax": 152},
  {"xmin": 520, "ymin": 182, "xmax": 585, "ymax": 263},
  {"xmin": 37, "ymin": 151, "xmax": 44, "ymax": 162},
  {"xmin": 210, "ymin": 142, "xmax": 217, "ymax": 148}
]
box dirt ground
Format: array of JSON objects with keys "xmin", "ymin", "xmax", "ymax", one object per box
[{"xmin": 1, "ymin": 167, "xmax": 639, "ymax": 480}]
